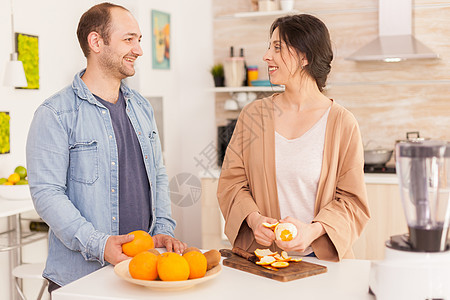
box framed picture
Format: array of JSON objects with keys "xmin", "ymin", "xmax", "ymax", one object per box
[
  {"xmin": 0, "ymin": 112, "xmax": 10, "ymax": 154},
  {"xmin": 16, "ymin": 33, "xmax": 39, "ymax": 89},
  {"xmin": 151, "ymin": 10, "xmax": 170, "ymax": 70}
]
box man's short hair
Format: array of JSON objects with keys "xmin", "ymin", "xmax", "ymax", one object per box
[{"xmin": 76, "ymin": 2, "xmax": 129, "ymax": 57}]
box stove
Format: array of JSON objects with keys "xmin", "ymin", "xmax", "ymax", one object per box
[{"xmin": 364, "ymin": 164, "xmax": 396, "ymax": 174}]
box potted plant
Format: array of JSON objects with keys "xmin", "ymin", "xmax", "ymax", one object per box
[{"xmin": 210, "ymin": 63, "xmax": 224, "ymax": 87}]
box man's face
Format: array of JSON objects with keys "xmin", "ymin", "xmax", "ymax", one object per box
[{"xmin": 99, "ymin": 8, "xmax": 143, "ymax": 79}]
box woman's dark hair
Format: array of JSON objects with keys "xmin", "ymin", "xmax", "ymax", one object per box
[
  {"xmin": 77, "ymin": 2, "xmax": 128, "ymax": 57},
  {"xmin": 270, "ymin": 14, "xmax": 333, "ymax": 91}
]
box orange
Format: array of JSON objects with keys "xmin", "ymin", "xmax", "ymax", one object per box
[
  {"xmin": 8, "ymin": 173, "xmax": 20, "ymax": 184},
  {"xmin": 183, "ymin": 251, "xmax": 207, "ymax": 279},
  {"xmin": 129, "ymin": 252, "xmax": 158, "ymax": 280},
  {"xmin": 157, "ymin": 252, "xmax": 190, "ymax": 281},
  {"xmin": 122, "ymin": 230, "xmax": 154, "ymax": 257}
]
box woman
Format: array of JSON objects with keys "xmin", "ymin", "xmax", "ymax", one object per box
[{"xmin": 217, "ymin": 14, "xmax": 370, "ymax": 261}]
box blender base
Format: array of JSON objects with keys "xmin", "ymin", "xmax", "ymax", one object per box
[{"xmin": 369, "ymin": 243, "xmax": 450, "ymax": 300}]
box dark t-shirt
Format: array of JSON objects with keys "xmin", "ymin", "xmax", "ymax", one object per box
[{"xmin": 94, "ymin": 91, "xmax": 151, "ymax": 234}]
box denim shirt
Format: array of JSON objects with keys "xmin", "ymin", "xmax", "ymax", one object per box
[{"xmin": 26, "ymin": 70, "xmax": 176, "ymax": 286}]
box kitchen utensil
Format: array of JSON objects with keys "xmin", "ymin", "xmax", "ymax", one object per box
[
  {"xmin": 369, "ymin": 140, "xmax": 450, "ymax": 299},
  {"xmin": 114, "ymin": 259, "xmax": 222, "ymax": 291},
  {"xmin": 364, "ymin": 149, "xmax": 393, "ymax": 165},
  {"xmin": 220, "ymin": 248, "xmax": 327, "ymax": 282}
]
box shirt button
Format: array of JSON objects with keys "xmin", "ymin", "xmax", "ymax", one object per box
[
  {"xmin": 109, "ymin": 135, "xmax": 112, "ymax": 139},
  {"xmin": 111, "ymin": 189, "xmax": 115, "ymax": 193},
  {"xmin": 138, "ymin": 132, "xmax": 141, "ymax": 135},
  {"xmin": 145, "ymin": 155, "xmax": 148, "ymax": 159},
  {"xmin": 112, "ymin": 217, "xmax": 116, "ymax": 221},
  {"xmin": 111, "ymin": 162, "xmax": 116, "ymax": 166},
  {"xmin": 102, "ymin": 110, "xmax": 106, "ymax": 114}
]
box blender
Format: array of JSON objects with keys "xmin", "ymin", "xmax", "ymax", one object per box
[{"xmin": 369, "ymin": 140, "xmax": 450, "ymax": 299}]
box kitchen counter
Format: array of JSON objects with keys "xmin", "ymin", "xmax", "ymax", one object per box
[
  {"xmin": 53, "ymin": 256, "xmax": 374, "ymax": 300},
  {"xmin": 200, "ymin": 168, "xmax": 399, "ymax": 185}
]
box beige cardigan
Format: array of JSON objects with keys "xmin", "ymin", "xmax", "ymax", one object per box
[{"xmin": 217, "ymin": 96, "xmax": 370, "ymax": 262}]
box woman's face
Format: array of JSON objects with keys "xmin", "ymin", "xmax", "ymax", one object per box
[{"xmin": 263, "ymin": 27, "xmax": 303, "ymax": 85}]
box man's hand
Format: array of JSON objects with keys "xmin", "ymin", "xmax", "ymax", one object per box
[
  {"xmin": 246, "ymin": 211, "xmax": 278, "ymax": 247},
  {"xmin": 104, "ymin": 234, "xmax": 134, "ymax": 265},
  {"xmin": 153, "ymin": 234, "xmax": 187, "ymax": 254}
]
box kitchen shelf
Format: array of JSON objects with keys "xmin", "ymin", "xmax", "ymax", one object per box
[
  {"xmin": 213, "ymin": 86, "xmax": 284, "ymax": 93},
  {"xmin": 217, "ymin": 9, "xmax": 300, "ymax": 20}
]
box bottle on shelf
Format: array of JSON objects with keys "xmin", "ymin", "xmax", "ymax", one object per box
[
  {"xmin": 240, "ymin": 48, "xmax": 248, "ymax": 86},
  {"xmin": 247, "ymin": 65, "xmax": 259, "ymax": 86}
]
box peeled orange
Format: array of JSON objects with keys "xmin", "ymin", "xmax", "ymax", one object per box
[{"xmin": 274, "ymin": 223, "xmax": 298, "ymax": 241}]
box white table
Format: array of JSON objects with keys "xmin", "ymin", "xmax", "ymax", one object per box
[
  {"xmin": 53, "ymin": 257, "xmax": 375, "ymax": 300},
  {"xmin": 0, "ymin": 197, "xmax": 46, "ymax": 300}
]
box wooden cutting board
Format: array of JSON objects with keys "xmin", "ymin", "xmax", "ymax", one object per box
[{"xmin": 221, "ymin": 249, "xmax": 327, "ymax": 282}]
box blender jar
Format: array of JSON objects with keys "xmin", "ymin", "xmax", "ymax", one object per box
[{"xmin": 396, "ymin": 140, "xmax": 450, "ymax": 252}]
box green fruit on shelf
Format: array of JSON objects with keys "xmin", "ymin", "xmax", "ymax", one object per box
[
  {"xmin": 16, "ymin": 179, "xmax": 29, "ymax": 185},
  {"xmin": 14, "ymin": 166, "xmax": 27, "ymax": 179},
  {"xmin": 0, "ymin": 178, "xmax": 7, "ymax": 185}
]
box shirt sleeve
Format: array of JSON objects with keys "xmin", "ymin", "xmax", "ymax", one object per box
[
  {"xmin": 217, "ymin": 106, "xmax": 260, "ymax": 246},
  {"xmin": 311, "ymin": 112, "xmax": 370, "ymax": 261}
]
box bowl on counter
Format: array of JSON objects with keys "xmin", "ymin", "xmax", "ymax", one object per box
[
  {"xmin": 364, "ymin": 149, "xmax": 393, "ymax": 165},
  {"xmin": 0, "ymin": 185, "xmax": 31, "ymax": 200}
]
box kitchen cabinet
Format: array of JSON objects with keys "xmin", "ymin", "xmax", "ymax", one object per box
[{"xmin": 352, "ymin": 183, "xmax": 408, "ymax": 260}]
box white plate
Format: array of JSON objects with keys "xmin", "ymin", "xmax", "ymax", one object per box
[
  {"xmin": 0, "ymin": 185, "xmax": 31, "ymax": 200},
  {"xmin": 114, "ymin": 258, "xmax": 222, "ymax": 291}
]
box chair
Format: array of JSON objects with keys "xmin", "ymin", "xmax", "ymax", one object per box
[{"xmin": 12, "ymin": 263, "xmax": 48, "ymax": 300}]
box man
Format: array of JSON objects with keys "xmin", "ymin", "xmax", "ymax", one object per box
[{"xmin": 26, "ymin": 3, "xmax": 186, "ymax": 293}]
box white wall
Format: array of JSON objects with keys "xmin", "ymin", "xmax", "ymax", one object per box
[{"xmin": 0, "ymin": 0, "xmax": 214, "ymax": 298}]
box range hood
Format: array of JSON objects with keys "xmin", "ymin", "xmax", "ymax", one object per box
[{"xmin": 346, "ymin": 0, "xmax": 438, "ymax": 62}]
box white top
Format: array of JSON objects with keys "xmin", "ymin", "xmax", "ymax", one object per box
[
  {"xmin": 275, "ymin": 107, "xmax": 329, "ymax": 255},
  {"xmin": 52, "ymin": 256, "xmax": 374, "ymax": 300},
  {"xmin": 275, "ymin": 107, "xmax": 330, "ymax": 220}
]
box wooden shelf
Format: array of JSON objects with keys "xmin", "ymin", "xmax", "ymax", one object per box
[
  {"xmin": 217, "ymin": 10, "xmax": 300, "ymax": 20},
  {"xmin": 213, "ymin": 86, "xmax": 284, "ymax": 93}
]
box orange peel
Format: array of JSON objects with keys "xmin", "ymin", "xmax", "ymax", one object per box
[
  {"xmin": 255, "ymin": 255, "xmax": 276, "ymax": 265},
  {"xmin": 254, "ymin": 248, "xmax": 277, "ymax": 258},
  {"xmin": 262, "ymin": 222, "xmax": 279, "ymax": 230},
  {"xmin": 271, "ymin": 261, "xmax": 289, "ymax": 268},
  {"xmin": 290, "ymin": 257, "xmax": 303, "ymax": 262}
]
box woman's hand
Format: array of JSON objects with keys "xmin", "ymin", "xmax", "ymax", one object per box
[
  {"xmin": 246, "ymin": 211, "xmax": 278, "ymax": 247},
  {"xmin": 275, "ymin": 216, "xmax": 325, "ymax": 253}
]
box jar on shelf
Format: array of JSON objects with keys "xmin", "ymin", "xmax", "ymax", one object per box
[{"xmin": 247, "ymin": 66, "xmax": 259, "ymax": 86}]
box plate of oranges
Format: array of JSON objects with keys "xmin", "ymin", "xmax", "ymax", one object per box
[{"xmin": 114, "ymin": 230, "xmax": 222, "ymax": 290}]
